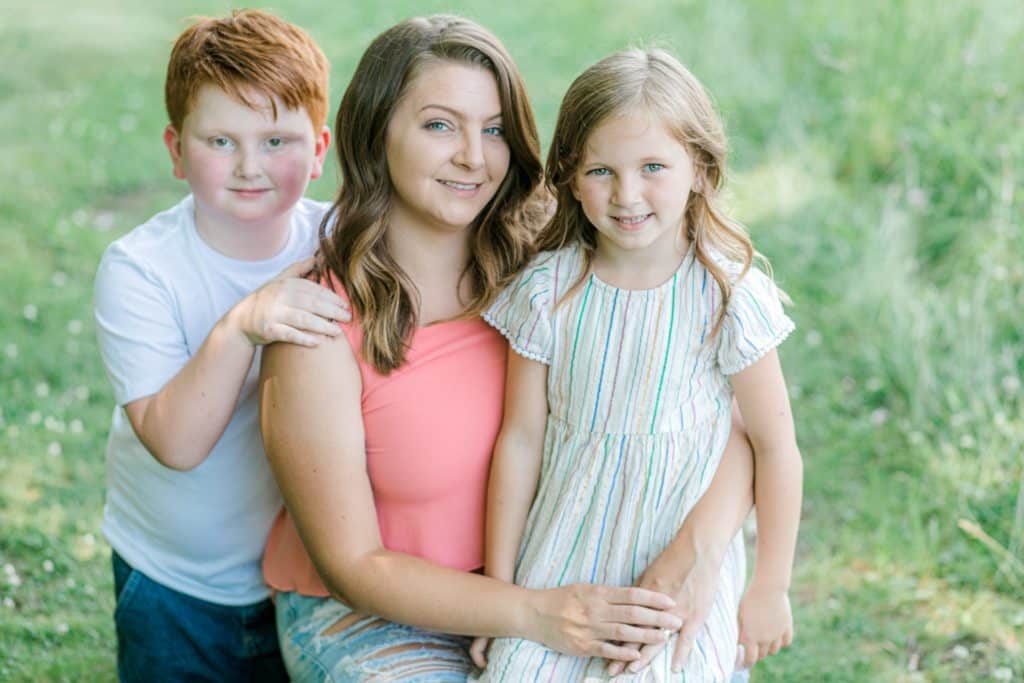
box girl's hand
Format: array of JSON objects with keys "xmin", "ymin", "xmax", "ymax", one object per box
[
  {"xmin": 736, "ymin": 583, "xmax": 793, "ymax": 669},
  {"xmin": 606, "ymin": 545, "xmax": 723, "ymax": 675},
  {"xmin": 526, "ymin": 584, "xmax": 681, "ymax": 662},
  {"xmin": 469, "ymin": 636, "xmax": 490, "ymax": 669}
]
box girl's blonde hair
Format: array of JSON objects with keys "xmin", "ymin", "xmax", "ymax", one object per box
[
  {"xmin": 538, "ymin": 48, "xmax": 763, "ymax": 337},
  {"xmin": 317, "ymin": 15, "xmax": 545, "ymax": 373}
]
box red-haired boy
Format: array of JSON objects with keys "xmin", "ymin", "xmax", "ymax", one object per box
[{"xmin": 93, "ymin": 11, "xmax": 345, "ymax": 681}]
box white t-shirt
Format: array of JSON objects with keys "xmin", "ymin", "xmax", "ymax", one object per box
[{"xmin": 94, "ymin": 194, "xmax": 328, "ymax": 605}]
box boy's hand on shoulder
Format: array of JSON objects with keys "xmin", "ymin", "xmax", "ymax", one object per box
[
  {"xmin": 230, "ymin": 257, "xmax": 351, "ymax": 347},
  {"xmin": 736, "ymin": 582, "xmax": 793, "ymax": 669}
]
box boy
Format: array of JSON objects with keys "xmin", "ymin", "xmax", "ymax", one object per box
[{"xmin": 93, "ymin": 10, "xmax": 346, "ymax": 681}]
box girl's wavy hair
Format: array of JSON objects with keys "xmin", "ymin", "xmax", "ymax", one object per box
[
  {"xmin": 316, "ymin": 15, "xmax": 544, "ymax": 373},
  {"xmin": 538, "ymin": 48, "xmax": 768, "ymax": 337}
]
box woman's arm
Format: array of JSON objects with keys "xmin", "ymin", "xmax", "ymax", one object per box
[
  {"xmin": 259, "ymin": 333, "xmax": 682, "ymax": 660},
  {"xmin": 484, "ymin": 352, "xmax": 548, "ymax": 583}
]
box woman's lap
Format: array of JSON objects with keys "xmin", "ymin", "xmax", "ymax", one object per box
[{"xmin": 275, "ymin": 590, "xmax": 475, "ymax": 682}]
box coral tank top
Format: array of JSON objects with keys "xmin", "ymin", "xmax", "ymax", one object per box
[{"xmin": 262, "ymin": 307, "xmax": 507, "ymax": 597}]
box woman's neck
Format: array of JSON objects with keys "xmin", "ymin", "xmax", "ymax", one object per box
[{"xmin": 386, "ymin": 220, "xmax": 472, "ymax": 324}]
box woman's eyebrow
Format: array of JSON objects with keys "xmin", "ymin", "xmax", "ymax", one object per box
[{"xmin": 418, "ymin": 104, "xmax": 503, "ymax": 121}]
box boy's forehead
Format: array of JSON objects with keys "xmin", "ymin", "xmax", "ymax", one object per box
[{"xmin": 184, "ymin": 83, "xmax": 314, "ymax": 129}]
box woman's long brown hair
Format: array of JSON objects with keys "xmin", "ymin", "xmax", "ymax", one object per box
[{"xmin": 317, "ymin": 15, "xmax": 545, "ymax": 373}]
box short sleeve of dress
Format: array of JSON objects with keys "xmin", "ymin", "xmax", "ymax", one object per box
[
  {"xmin": 483, "ymin": 255, "xmax": 555, "ymax": 365},
  {"xmin": 716, "ymin": 266, "xmax": 795, "ymax": 375}
]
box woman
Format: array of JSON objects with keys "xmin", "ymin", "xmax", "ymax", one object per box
[{"xmin": 259, "ymin": 15, "xmax": 753, "ymax": 681}]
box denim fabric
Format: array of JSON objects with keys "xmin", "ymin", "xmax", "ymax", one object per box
[
  {"xmin": 111, "ymin": 551, "xmax": 288, "ymax": 683},
  {"xmin": 276, "ymin": 590, "xmax": 475, "ymax": 682}
]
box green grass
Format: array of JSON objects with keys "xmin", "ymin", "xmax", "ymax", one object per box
[{"xmin": 2, "ymin": 1, "xmax": 1022, "ymax": 681}]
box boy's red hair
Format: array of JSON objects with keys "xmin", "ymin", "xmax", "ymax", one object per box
[{"xmin": 165, "ymin": 9, "xmax": 329, "ymax": 131}]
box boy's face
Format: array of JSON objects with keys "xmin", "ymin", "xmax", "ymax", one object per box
[{"xmin": 164, "ymin": 84, "xmax": 330, "ymax": 237}]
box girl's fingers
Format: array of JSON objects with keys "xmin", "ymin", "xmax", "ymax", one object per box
[
  {"xmin": 671, "ymin": 631, "xmax": 696, "ymax": 672},
  {"xmin": 627, "ymin": 640, "xmax": 667, "ymax": 673},
  {"xmin": 768, "ymin": 638, "xmax": 782, "ymax": 656},
  {"xmin": 606, "ymin": 643, "xmax": 641, "ymax": 675},
  {"xmin": 594, "ymin": 640, "xmax": 644, "ymax": 663}
]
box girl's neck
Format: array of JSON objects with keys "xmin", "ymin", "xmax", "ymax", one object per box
[
  {"xmin": 592, "ymin": 234, "xmax": 690, "ymax": 291},
  {"xmin": 386, "ymin": 219, "xmax": 472, "ymax": 325}
]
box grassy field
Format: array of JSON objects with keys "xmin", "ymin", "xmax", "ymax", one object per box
[{"xmin": 2, "ymin": 1, "xmax": 1022, "ymax": 680}]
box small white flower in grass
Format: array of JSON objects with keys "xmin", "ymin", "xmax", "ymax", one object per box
[
  {"xmin": 56, "ymin": 622, "xmax": 69, "ymax": 635},
  {"xmin": 35, "ymin": 382, "xmax": 50, "ymax": 398},
  {"xmin": 2, "ymin": 597, "xmax": 13, "ymax": 609},
  {"xmin": 84, "ymin": 584, "xmax": 96, "ymax": 596},
  {"xmin": 75, "ymin": 386, "xmax": 90, "ymax": 401},
  {"xmin": 51, "ymin": 271, "xmax": 68, "ymax": 288},
  {"xmin": 959, "ymin": 434, "xmax": 976, "ymax": 450},
  {"xmin": 825, "ymin": 598, "xmax": 839, "ymax": 610},
  {"xmin": 44, "ymin": 416, "xmax": 65, "ymax": 433},
  {"xmin": 4, "ymin": 343, "xmax": 17, "ymax": 359},
  {"xmin": 805, "ymin": 330, "xmax": 822, "ymax": 348},
  {"xmin": 29, "ymin": 411, "xmax": 42, "ymax": 425},
  {"xmin": 47, "ymin": 442, "xmax": 62, "ymax": 457},
  {"xmin": 7, "ymin": 572, "xmax": 21, "ymax": 588},
  {"xmin": 993, "ymin": 265, "xmax": 1008, "ymax": 281},
  {"xmin": 1002, "ymin": 375, "xmax": 1021, "ymax": 395},
  {"xmin": 870, "ymin": 408, "xmax": 889, "ymax": 426},
  {"xmin": 3, "ymin": 564, "xmax": 14, "ymax": 576},
  {"xmin": 67, "ymin": 319, "xmax": 83, "ymax": 335},
  {"xmin": 992, "ymin": 668, "xmax": 1013, "ymax": 682},
  {"xmin": 951, "ymin": 645, "xmax": 969, "ymax": 660},
  {"xmin": 65, "ymin": 577, "xmax": 76, "ymax": 589},
  {"xmin": 43, "ymin": 559, "xmax": 54, "ymax": 573},
  {"xmin": 23, "ymin": 304, "xmax": 38, "ymax": 321},
  {"xmin": 70, "ymin": 419, "xmax": 84, "ymax": 434},
  {"xmin": 83, "ymin": 533, "xmax": 95, "ymax": 547},
  {"xmin": 908, "ymin": 431, "xmax": 925, "ymax": 446}
]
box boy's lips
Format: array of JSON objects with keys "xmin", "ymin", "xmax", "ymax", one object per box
[{"xmin": 229, "ymin": 188, "xmax": 273, "ymax": 198}]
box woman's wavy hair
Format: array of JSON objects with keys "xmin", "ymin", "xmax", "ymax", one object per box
[
  {"xmin": 538, "ymin": 48, "xmax": 766, "ymax": 337},
  {"xmin": 316, "ymin": 15, "xmax": 544, "ymax": 373}
]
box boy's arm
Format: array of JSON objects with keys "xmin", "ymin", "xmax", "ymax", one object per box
[
  {"xmin": 730, "ymin": 348, "xmax": 802, "ymax": 666},
  {"xmin": 99, "ymin": 254, "xmax": 347, "ymax": 471},
  {"xmin": 484, "ymin": 351, "xmax": 549, "ymax": 583}
]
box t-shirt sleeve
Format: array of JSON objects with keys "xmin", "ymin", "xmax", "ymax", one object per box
[
  {"xmin": 716, "ymin": 267, "xmax": 795, "ymax": 375},
  {"xmin": 482, "ymin": 259, "xmax": 554, "ymax": 365},
  {"xmin": 93, "ymin": 243, "xmax": 190, "ymax": 406}
]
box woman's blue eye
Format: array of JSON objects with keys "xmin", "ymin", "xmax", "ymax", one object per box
[
  {"xmin": 643, "ymin": 163, "xmax": 665, "ymax": 172},
  {"xmin": 425, "ymin": 121, "xmax": 451, "ymax": 132},
  {"xmin": 484, "ymin": 125, "xmax": 504, "ymax": 137}
]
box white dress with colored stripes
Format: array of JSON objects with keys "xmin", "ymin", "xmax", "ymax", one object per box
[{"xmin": 477, "ymin": 245, "xmax": 794, "ymax": 682}]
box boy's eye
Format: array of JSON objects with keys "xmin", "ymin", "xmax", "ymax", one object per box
[
  {"xmin": 266, "ymin": 137, "xmax": 284, "ymax": 148},
  {"xmin": 425, "ymin": 120, "xmax": 452, "ymax": 132},
  {"xmin": 210, "ymin": 136, "xmax": 234, "ymax": 150},
  {"xmin": 483, "ymin": 125, "xmax": 504, "ymax": 138},
  {"xmin": 643, "ymin": 163, "xmax": 665, "ymax": 173}
]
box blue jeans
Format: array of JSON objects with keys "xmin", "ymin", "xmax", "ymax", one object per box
[{"xmin": 111, "ymin": 551, "xmax": 288, "ymax": 683}]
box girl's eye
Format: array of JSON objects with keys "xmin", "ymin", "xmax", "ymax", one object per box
[
  {"xmin": 586, "ymin": 168, "xmax": 611, "ymax": 177},
  {"xmin": 210, "ymin": 136, "xmax": 234, "ymax": 150},
  {"xmin": 643, "ymin": 163, "xmax": 665, "ymax": 173},
  {"xmin": 425, "ymin": 120, "xmax": 452, "ymax": 132},
  {"xmin": 483, "ymin": 125, "xmax": 504, "ymax": 138}
]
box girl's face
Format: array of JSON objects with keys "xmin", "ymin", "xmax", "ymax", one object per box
[
  {"xmin": 385, "ymin": 61, "xmax": 511, "ymax": 235},
  {"xmin": 572, "ymin": 110, "xmax": 696, "ymax": 263}
]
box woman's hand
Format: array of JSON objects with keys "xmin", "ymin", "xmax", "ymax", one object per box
[
  {"xmin": 525, "ymin": 584, "xmax": 681, "ymax": 663},
  {"xmin": 606, "ymin": 544, "xmax": 723, "ymax": 675}
]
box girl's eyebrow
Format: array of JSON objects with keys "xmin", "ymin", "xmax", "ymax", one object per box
[{"xmin": 418, "ymin": 104, "xmax": 503, "ymax": 121}]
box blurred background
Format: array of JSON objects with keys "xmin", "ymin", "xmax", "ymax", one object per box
[{"xmin": 1, "ymin": 1, "xmax": 1021, "ymax": 680}]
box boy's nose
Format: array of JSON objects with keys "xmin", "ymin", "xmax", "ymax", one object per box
[{"xmin": 234, "ymin": 150, "xmax": 262, "ymax": 179}]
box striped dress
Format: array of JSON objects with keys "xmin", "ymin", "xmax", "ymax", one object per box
[{"xmin": 477, "ymin": 244, "xmax": 794, "ymax": 682}]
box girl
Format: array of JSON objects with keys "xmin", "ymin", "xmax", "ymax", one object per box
[{"xmin": 474, "ymin": 49, "xmax": 802, "ymax": 681}]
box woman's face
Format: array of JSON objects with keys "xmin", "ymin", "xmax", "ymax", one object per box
[{"xmin": 385, "ymin": 60, "xmax": 511, "ymax": 235}]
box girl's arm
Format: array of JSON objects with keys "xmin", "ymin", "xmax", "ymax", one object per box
[
  {"xmin": 484, "ymin": 351, "xmax": 549, "ymax": 582},
  {"xmin": 259, "ymin": 333, "xmax": 682, "ymax": 661},
  {"xmin": 730, "ymin": 348, "xmax": 802, "ymax": 666},
  {"xmin": 608, "ymin": 403, "xmax": 754, "ymax": 675}
]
